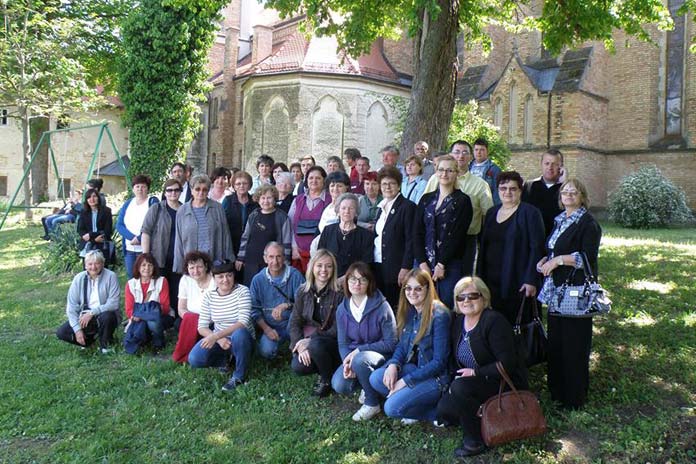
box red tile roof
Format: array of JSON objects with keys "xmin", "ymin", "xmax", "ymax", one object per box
[{"xmin": 233, "ymin": 29, "xmax": 401, "ymax": 84}]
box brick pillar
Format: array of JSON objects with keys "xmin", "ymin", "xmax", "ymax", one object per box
[
  {"xmin": 252, "ymin": 24, "xmax": 273, "ymax": 66},
  {"xmin": 222, "ymin": 26, "xmax": 240, "ymax": 168}
]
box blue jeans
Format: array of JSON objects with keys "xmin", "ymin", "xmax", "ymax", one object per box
[
  {"xmin": 46, "ymin": 214, "xmax": 75, "ymax": 235},
  {"xmin": 188, "ymin": 329, "xmax": 254, "ymax": 381},
  {"xmin": 257, "ymin": 319, "xmax": 290, "ymax": 359},
  {"xmin": 124, "ymin": 250, "xmax": 141, "ymax": 279},
  {"xmin": 146, "ymin": 318, "xmax": 165, "ymax": 349},
  {"xmin": 331, "ymin": 350, "xmax": 387, "ymax": 407},
  {"xmin": 435, "ymin": 259, "xmax": 463, "ymax": 310},
  {"xmin": 369, "ymin": 363, "xmax": 443, "ymax": 421}
]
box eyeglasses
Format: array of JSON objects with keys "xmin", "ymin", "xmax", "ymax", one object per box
[
  {"xmin": 561, "ymin": 190, "xmax": 579, "ymax": 196},
  {"xmin": 455, "ymin": 292, "xmax": 482, "ymax": 302},
  {"xmin": 348, "ymin": 276, "xmax": 368, "ymax": 285},
  {"xmin": 193, "ymin": 187, "xmax": 209, "ymax": 192},
  {"xmin": 165, "ymin": 188, "xmax": 182, "ymax": 193},
  {"xmin": 380, "ymin": 181, "xmax": 398, "ymax": 187},
  {"xmin": 404, "ymin": 285, "xmax": 424, "ymax": 293},
  {"xmin": 450, "ymin": 150, "xmax": 467, "ymax": 155},
  {"xmin": 498, "ymin": 186, "xmax": 519, "ymax": 193},
  {"xmin": 437, "ymin": 168, "xmax": 455, "ymax": 174}
]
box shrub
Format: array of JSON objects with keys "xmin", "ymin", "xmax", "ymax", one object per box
[
  {"xmin": 448, "ymin": 100, "xmax": 511, "ymax": 169},
  {"xmin": 42, "ymin": 223, "xmax": 82, "ymax": 274},
  {"xmin": 608, "ymin": 165, "xmax": 693, "ymax": 228}
]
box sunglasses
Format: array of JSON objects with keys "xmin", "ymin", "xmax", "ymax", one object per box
[
  {"xmin": 165, "ymin": 188, "xmax": 182, "ymax": 193},
  {"xmin": 455, "ymin": 292, "xmax": 482, "ymax": 302}
]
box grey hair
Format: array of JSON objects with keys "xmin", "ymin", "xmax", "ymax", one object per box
[
  {"xmin": 334, "ymin": 192, "xmax": 361, "ymax": 216},
  {"xmin": 263, "ymin": 241, "xmax": 285, "ymax": 256},
  {"xmin": 190, "ymin": 174, "xmax": 211, "ymax": 189},
  {"xmin": 84, "ymin": 249, "xmax": 105, "ymax": 264},
  {"xmin": 275, "ymin": 171, "xmax": 295, "ymax": 186}
]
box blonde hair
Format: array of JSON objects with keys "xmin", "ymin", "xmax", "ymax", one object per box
[
  {"xmin": 302, "ymin": 249, "xmax": 339, "ymax": 293},
  {"xmin": 396, "ymin": 269, "xmax": 444, "ymax": 344},
  {"xmin": 453, "ymin": 276, "xmax": 491, "ymax": 312},
  {"xmin": 435, "ymin": 154, "xmax": 460, "ymax": 176}
]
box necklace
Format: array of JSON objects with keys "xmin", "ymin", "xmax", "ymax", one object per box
[{"xmin": 340, "ymin": 225, "xmax": 354, "ymax": 240}]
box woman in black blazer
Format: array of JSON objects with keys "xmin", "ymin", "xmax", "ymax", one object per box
[
  {"xmin": 537, "ymin": 178, "xmax": 601, "ymax": 409},
  {"xmin": 371, "ymin": 166, "xmax": 415, "ymax": 310},
  {"xmin": 478, "ymin": 171, "xmax": 546, "ymax": 325},
  {"xmin": 77, "ymin": 188, "xmax": 113, "ymax": 260},
  {"xmin": 414, "ymin": 155, "xmax": 473, "ymax": 309},
  {"xmin": 436, "ymin": 276, "xmax": 527, "ymax": 458}
]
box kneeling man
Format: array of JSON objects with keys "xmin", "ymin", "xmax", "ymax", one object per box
[{"xmin": 56, "ymin": 250, "xmax": 120, "ymax": 352}]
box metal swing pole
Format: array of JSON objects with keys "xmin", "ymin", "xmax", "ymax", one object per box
[
  {"xmin": 83, "ymin": 123, "xmax": 107, "ymax": 201},
  {"xmin": 0, "ymin": 131, "xmax": 50, "ymax": 231},
  {"xmin": 103, "ymin": 124, "xmax": 132, "ymax": 190}
]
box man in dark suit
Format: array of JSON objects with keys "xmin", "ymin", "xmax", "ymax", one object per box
[
  {"xmin": 522, "ymin": 149, "xmax": 564, "ymax": 237},
  {"xmin": 162, "ymin": 162, "xmax": 192, "ymax": 203}
]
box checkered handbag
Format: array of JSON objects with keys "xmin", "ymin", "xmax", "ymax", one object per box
[{"xmin": 547, "ymin": 252, "xmax": 612, "ymax": 318}]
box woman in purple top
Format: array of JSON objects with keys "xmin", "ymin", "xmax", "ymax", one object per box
[
  {"xmin": 288, "ymin": 166, "xmax": 328, "ymax": 274},
  {"xmin": 333, "ymin": 262, "xmax": 397, "ymax": 421}
]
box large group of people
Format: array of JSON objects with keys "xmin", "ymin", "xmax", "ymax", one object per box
[{"xmin": 54, "ymin": 142, "xmax": 602, "ymax": 458}]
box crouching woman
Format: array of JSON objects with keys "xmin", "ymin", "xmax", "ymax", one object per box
[{"xmin": 369, "ymin": 269, "xmax": 451, "ymax": 424}]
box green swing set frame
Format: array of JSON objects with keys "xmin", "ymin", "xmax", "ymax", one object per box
[{"xmin": 0, "ymin": 121, "xmax": 131, "ymax": 231}]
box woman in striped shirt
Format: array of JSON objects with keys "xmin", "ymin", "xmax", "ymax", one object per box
[{"xmin": 188, "ymin": 259, "xmax": 254, "ymax": 392}]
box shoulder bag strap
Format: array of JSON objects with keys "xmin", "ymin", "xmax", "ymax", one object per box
[
  {"xmin": 82, "ymin": 274, "xmax": 89, "ymax": 311},
  {"xmin": 580, "ymin": 251, "xmax": 597, "ymax": 282}
]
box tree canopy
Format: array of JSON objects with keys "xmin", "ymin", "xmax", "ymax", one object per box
[{"xmin": 264, "ymin": 0, "xmax": 677, "ymax": 154}]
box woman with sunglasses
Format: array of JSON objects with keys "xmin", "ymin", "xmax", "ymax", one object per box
[
  {"xmin": 436, "ymin": 276, "xmax": 527, "ymax": 458},
  {"xmin": 536, "ymin": 178, "xmax": 601, "ymax": 410},
  {"xmin": 369, "ymin": 269, "xmax": 450, "ymax": 424},
  {"xmin": 477, "ymin": 171, "xmax": 545, "ymax": 326},
  {"xmin": 142, "ymin": 178, "xmax": 183, "ymax": 323},
  {"xmin": 333, "ymin": 262, "xmax": 397, "ymax": 420},
  {"xmin": 414, "ymin": 155, "xmax": 473, "ymax": 309}
]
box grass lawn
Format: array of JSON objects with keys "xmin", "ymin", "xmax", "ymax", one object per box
[{"xmin": 0, "ymin": 221, "xmax": 694, "ymax": 463}]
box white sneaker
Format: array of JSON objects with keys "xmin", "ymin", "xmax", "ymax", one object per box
[
  {"xmin": 100, "ymin": 348, "xmax": 114, "ymax": 354},
  {"xmin": 352, "ymin": 404, "xmax": 381, "ymax": 421},
  {"xmin": 358, "ymin": 389, "xmax": 365, "ymax": 405},
  {"xmin": 432, "ymin": 420, "xmax": 445, "ymax": 428},
  {"xmin": 400, "ymin": 418, "xmax": 418, "ymax": 425}
]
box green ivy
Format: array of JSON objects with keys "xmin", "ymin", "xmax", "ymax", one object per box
[{"xmin": 117, "ymin": 0, "xmax": 226, "ymax": 191}]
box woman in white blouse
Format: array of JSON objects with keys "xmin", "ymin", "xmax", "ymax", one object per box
[{"xmin": 172, "ymin": 251, "xmax": 216, "ymax": 363}]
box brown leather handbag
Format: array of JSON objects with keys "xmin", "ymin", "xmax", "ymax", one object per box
[{"xmin": 477, "ymin": 362, "xmax": 547, "ymax": 447}]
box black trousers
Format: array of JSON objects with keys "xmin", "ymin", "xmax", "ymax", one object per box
[
  {"xmin": 56, "ymin": 311, "xmax": 118, "ymax": 349},
  {"xmin": 291, "ymin": 334, "xmax": 340, "ymax": 382},
  {"xmin": 547, "ymin": 315, "xmax": 593, "ymax": 409},
  {"xmin": 436, "ymin": 376, "xmax": 500, "ymax": 440},
  {"xmin": 372, "ymin": 263, "xmax": 400, "ymax": 313}
]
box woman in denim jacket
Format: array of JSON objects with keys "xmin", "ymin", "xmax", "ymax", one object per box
[{"xmin": 369, "ymin": 268, "xmax": 451, "ymax": 424}]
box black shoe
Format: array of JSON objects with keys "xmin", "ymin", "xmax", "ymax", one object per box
[
  {"xmin": 312, "ymin": 378, "xmax": 332, "ymax": 398},
  {"xmin": 454, "ymin": 436, "xmax": 486, "ymax": 458},
  {"xmin": 221, "ymin": 377, "xmax": 243, "ymax": 392},
  {"xmin": 42, "ymin": 235, "xmax": 50, "ymax": 241}
]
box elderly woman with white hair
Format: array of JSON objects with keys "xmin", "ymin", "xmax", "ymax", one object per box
[
  {"xmin": 274, "ymin": 171, "xmax": 295, "ymax": 213},
  {"xmin": 317, "ymin": 192, "xmax": 374, "ymax": 278},
  {"xmin": 56, "ymin": 250, "xmax": 121, "ymax": 353}
]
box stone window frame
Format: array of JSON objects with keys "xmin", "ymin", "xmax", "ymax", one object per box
[
  {"xmin": 494, "ymin": 97, "xmax": 503, "ymax": 129},
  {"xmin": 508, "ymin": 81, "xmax": 518, "ymax": 141},
  {"xmin": 523, "ymin": 94, "xmax": 533, "ymax": 145}
]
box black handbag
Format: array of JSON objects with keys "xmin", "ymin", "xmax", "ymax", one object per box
[
  {"xmin": 547, "ymin": 252, "xmax": 612, "ymax": 318},
  {"xmin": 513, "ymin": 297, "xmax": 547, "ymax": 367}
]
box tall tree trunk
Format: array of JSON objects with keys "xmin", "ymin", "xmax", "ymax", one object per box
[
  {"xmin": 400, "ymin": 0, "xmax": 460, "ymax": 156},
  {"xmin": 20, "ymin": 107, "xmax": 33, "ymax": 220},
  {"xmin": 30, "ymin": 116, "xmax": 49, "ymax": 203}
]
